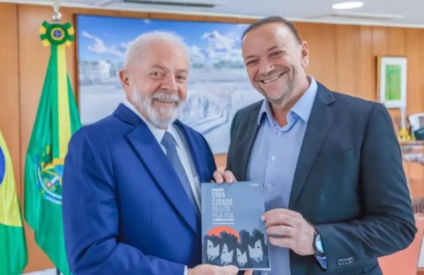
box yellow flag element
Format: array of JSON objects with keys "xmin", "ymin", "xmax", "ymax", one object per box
[
  {"xmin": 0, "ymin": 129, "xmax": 22, "ymax": 227},
  {"xmin": 57, "ymin": 45, "xmax": 71, "ymax": 158}
]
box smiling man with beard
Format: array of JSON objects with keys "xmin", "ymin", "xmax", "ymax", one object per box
[
  {"xmin": 62, "ymin": 31, "xmax": 252, "ymax": 275},
  {"xmin": 214, "ymin": 16, "xmax": 416, "ymax": 275}
]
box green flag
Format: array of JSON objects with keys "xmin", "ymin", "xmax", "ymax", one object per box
[
  {"xmin": 24, "ymin": 20, "xmax": 81, "ymax": 275},
  {"xmin": 0, "ymin": 129, "xmax": 28, "ymax": 275}
]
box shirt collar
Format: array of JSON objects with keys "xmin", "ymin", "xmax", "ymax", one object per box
[
  {"xmin": 258, "ymin": 75, "xmax": 318, "ymax": 125},
  {"xmin": 123, "ymin": 99, "xmax": 178, "ymax": 147}
]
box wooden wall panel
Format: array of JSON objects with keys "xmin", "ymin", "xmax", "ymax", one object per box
[
  {"xmin": 358, "ymin": 26, "xmax": 374, "ymax": 101},
  {"xmin": 335, "ymin": 25, "xmax": 361, "ymax": 96},
  {"xmin": 406, "ymin": 29, "xmax": 422, "ymax": 114},
  {"xmin": 297, "ymin": 23, "xmax": 337, "ymax": 91},
  {"xmin": 0, "ymin": 4, "xmax": 20, "ymax": 198},
  {"xmin": 2, "ymin": 2, "xmax": 424, "ymax": 272}
]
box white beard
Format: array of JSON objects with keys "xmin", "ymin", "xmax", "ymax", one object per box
[{"xmin": 131, "ymin": 87, "xmax": 184, "ymax": 128}]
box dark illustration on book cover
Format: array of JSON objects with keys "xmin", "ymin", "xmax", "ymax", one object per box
[{"xmin": 201, "ymin": 181, "xmax": 271, "ymax": 270}]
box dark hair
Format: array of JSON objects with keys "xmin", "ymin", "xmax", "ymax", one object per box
[{"xmin": 241, "ymin": 16, "xmax": 301, "ymax": 44}]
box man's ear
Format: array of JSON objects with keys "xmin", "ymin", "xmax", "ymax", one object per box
[
  {"xmin": 300, "ymin": 41, "xmax": 309, "ymax": 68},
  {"xmin": 119, "ymin": 69, "xmax": 130, "ymax": 89},
  {"xmin": 119, "ymin": 69, "xmax": 132, "ymax": 101}
]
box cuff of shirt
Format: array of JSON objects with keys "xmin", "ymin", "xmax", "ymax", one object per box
[
  {"xmin": 315, "ymin": 255, "xmax": 327, "ymax": 270},
  {"xmin": 184, "ymin": 265, "xmax": 188, "ymax": 275}
]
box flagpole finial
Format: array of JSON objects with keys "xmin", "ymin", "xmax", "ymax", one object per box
[
  {"xmin": 52, "ymin": 10, "xmax": 62, "ymax": 23},
  {"xmin": 52, "ymin": 0, "xmax": 62, "ymax": 23}
]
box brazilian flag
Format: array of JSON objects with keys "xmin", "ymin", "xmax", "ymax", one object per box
[
  {"xmin": 24, "ymin": 20, "xmax": 81, "ymax": 275},
  {"xmin": 0, "ymin": 129, "xmax": 28, "ymax": 274}
]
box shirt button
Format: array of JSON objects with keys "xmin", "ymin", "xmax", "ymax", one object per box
[{"xmin": 271, "ymin": 156, "xmax": 276, "ymax": 161}]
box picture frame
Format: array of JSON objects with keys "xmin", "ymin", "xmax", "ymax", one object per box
[
  {"xmin": 74, "ymin": 14, "xmax": 262, "ymax": 155},
  {"xmin": 377, "ymin": 56, "xmax": 407, "ymax": 109}
]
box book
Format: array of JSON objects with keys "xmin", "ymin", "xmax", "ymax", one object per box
[{"xmin": 201, "ymin": 181, "xmax": 271, "ymax": 270}]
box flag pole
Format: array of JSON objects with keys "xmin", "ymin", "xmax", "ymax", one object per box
[{"xmin": 52, "ymin": 4, "xmax": 63, "ymax": 275}]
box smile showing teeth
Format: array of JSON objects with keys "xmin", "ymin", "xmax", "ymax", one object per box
[
  {"xmin": 154, "ymin": 99, "xmax": 175, "ymax": 104},
  {"xmin": 260, "ymin": 73, "xmax": 284, "ymax": 84}
]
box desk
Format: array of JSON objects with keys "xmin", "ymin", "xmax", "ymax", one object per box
[
  {"xmin": 400, "ymin": 141, "xmax": 424, "ymax": 200},
  {"xmin": 400, "ymin": 141, "xmax": 424, "ymax": 273},
  {"xmin": 401, "ymin": 141, "xmax": 424, "ymax": 164}
]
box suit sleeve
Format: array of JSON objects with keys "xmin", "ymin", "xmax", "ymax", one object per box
[
  {"xmin": 62, "ymin": 126, "xmax": 185, "ymax": 275},
  {"xmin": 314, "ymin": 103, "xmax": 416, "ymax": 271}
]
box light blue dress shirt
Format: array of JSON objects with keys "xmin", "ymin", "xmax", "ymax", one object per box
[{"xmin": 247, "ymin": 76, "xmax": 326, "ymax": 275}]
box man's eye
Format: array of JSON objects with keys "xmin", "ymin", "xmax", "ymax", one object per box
[{"xmin": 151, "ymin": 71, "xmax": 163, "ymax": 77}]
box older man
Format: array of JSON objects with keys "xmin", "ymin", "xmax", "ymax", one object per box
[
  {"xmin": 62, "ymin": 31, "xmax": 249, "ymax": 275},
  {"xmin": 215, "ymin": 16, "xmax": 416, "ymax": 275}
]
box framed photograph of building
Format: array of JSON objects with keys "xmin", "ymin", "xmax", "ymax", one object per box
[
  {"xmin": 75, "ymin": 14, "xmax": 264, "ymax": 154},
  {"xmin": 377, "ymin": 56, "xmax": 407, "ymax": 109}
]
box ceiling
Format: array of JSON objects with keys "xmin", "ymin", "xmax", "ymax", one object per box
[{"xmin": 2, "ymin": 0, "xmax": 424, "ymax": 27}]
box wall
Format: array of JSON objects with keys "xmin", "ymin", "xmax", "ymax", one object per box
[{"xmin": 1, "ymin": 2, "xmax": 424, "ymax": 272}]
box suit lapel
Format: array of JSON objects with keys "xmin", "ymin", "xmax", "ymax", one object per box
[
  {"xmin": 115, "ymin": 104, "xmax": 200, "ymax": 237},
  {"xmin": 289, "ymin": 84, "xmax": 337, "ymax": 208},
  {"xmin": 238, "ymin": 106, "xmax": 261, "ymax": 181}
]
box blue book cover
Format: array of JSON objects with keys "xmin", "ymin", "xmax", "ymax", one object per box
[{"xmin": 201, "ymin": 181, "xmax": 271, "ymax": 270}]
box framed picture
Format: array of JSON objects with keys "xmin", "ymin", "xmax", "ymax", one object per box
[
  {"xmin": 75, "ymin": 14, "xmax": 263, "ymax": 155},
  {"xmin": 377, "ymin": 56, "xmax": 407, "ymax": 109}
]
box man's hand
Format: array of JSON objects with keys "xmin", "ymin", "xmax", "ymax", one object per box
[
  {"xmin": 263, "ymin": 208, "xmax": 315, "ymax": 256},
  {"xmin": 188, "ymin": 264, "xmax": 253, "ymax": 275},
  {"xmin": 213, "ymin": 170, "xmax": 236, "ymax": 184}
]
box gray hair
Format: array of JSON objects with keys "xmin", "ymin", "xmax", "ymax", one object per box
[{"xmin": 124, "ymin": 30, "xmax": 190, "ymax": 69}]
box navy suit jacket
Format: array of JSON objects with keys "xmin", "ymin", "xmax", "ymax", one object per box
[
  {"xmin": 62, "ymin": 104, "xmax": 216, "ymax": 275},
  {"xmin": 226, "ymin": 82, "xmax": 417, "ymax": 275}
]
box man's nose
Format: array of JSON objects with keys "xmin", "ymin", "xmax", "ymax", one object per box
[
  {"xmin": 161, "ymin": 75, "xmax": 178, "ymax": 92},
  {"xmin": 258, "ymin": 60, "xmax": 274, "ymax": 75}
]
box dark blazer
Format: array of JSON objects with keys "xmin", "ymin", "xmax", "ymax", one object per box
[
  {"xmin": 62, "ymin": 104, "xmax": 216, "ymax": 275},
  {"xmin": 226, "ymin": 82, "xmax": 416, "ymax": 275}
]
